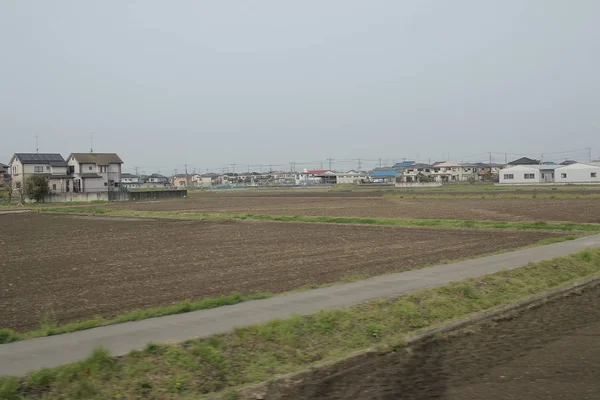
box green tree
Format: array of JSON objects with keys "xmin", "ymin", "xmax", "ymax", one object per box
[{"xmin": 25, "ymin": 175, "xmax": 50, "ymax": 202}]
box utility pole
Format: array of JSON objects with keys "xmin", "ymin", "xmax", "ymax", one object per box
[
  {"xmin": 505, "ymin": 153, "xmax": 507, "ymax": 165},
  {"xmin": 35, "ymin": 133, "xmax": 39, "ymax": 153},
  {"xmin": 327, "ymin": 156, "xmax": 333, "ymax": 171},
  {"xmin": 134, "ymin": 166, "xmax": 139, "ymax": 176},
  {"xmin": 589, "ymin": 147, "xmax": 592, "ymax": 162},
  {"xmin": 231, "ymin": 164, "xmax": 236, "ymax": 173},
  {"xmin": 357, "ymin": 158, "xmax": 362, "ymax": 171},
  {"xmin": 489, "ymin": 152, "xmax": 492, "ymax": 167},
  {"xmin": 184, "ymin": 163, "xmax": 189, "ymax": 185},
  {"xmin": 378, "ymin": 158, "xmax": 382, "ymax": 168},
  {"xmin": 90, "ymin": 133, "xmax": 94, "ymax": 153}
]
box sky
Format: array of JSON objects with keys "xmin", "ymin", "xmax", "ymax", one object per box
[{"xmin": 1, "ymin": 0, "xmax": 599, "ymax": 173}]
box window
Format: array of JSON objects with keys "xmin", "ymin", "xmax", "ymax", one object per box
[
  {"xmin": 46, "ymin": 165, "xmax": 50, "ymax": 171},
  {"xmin": 524, "ymin": 173, "xmax": 535, "ymax": 179},
  {"xmin": 88, "ymin": 166, "xmax": 93, "ymax": 171},
  {"xmin": 561, "ymin": 173, "xmax": 567, "ymax": 178},
  {"xmin": 104, "ymin": 182, "xmax": 108, "ymax": 186},
  {"xmin": 503, "ymin": 174, "xmax": 514, "ymax": 179},
  {"xmin": 99, "ymin": 166, "xmax": 107, "ymax": 173},
  {"xmin": 592, "ymin": 172, "xmax": 597, "ymax": 178},
  {"xmin": 52, "ymin": 184, "xmax": 56, "ymax": 190},
  {"xmin": 34, "ymin": 166, "xmax": 43, "ymax": 172}
]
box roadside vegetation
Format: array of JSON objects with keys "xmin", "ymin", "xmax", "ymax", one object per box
[
  {"xmin": 37, "ymin": 207, "xmax": 600, "ymax": 233},
  {"xmin": 2, "ymin": 248, "xmax": 599, "ymax": 399}
]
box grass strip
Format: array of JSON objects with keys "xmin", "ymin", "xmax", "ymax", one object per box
[
  {"xmin": 1, "ymin": 249, "xmax": 600, "ymax": 399},
  {"xmin": 38, "ymin": 207, "xmax": 600, "ymax": 232},
  {"xmin": 0, "ymin": 235, "xmax": 578, "ymax": 344},
  {"xmin": 0, "ymin": 293, "xmax": 272, "ymax": 345}
]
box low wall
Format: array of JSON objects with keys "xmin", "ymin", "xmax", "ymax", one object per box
[
  {"xmin": 128, "ymin": 189, "xmax": 187, "ymax": 201},
  {"xmin": 394, "ymin": 182, "xmax": 443, "ymax": 188},
  {"xmin": 44, "ymin": 192, "xmax": 110, "ymax": 203}
]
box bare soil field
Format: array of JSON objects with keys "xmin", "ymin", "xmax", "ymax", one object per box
[
  {"xmin": 99, "ymin": 193, "xmax": 600, "ymax": 223},
  {"xmin": 278, "ymin": 283, "xmax": 600, "ymax": 400},
  {"xmin": 0, "ymin": 213, "xmax": 560, "ymax": 332}
]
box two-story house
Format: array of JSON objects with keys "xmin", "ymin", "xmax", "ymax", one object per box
[
  {"xmin": 8, "ymin": 153, "xmax": 71, "ymax": 192},
  {"xmin": 67, "ymin": 153, "xmax": 123, "ymax": 193},
  {"xmin": 0, "ymin": 163, "xmax": 9, "ymax": 185},
  {"xmin": 121, "ymin": 173, "xmax": 141, "ymax": 189}
]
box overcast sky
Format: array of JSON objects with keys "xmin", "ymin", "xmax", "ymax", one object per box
[{"xmin": 1, "ymin": 0, "xmax": 598, "ymax": 173}]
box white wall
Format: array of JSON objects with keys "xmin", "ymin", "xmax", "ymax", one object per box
[
  {"xmin": 554, "ymin": 164, "xmax": 600, "ymax": 184},
  {"xmin": 499, "ymin": 166, "xmax": 541, "ymax": 184}
]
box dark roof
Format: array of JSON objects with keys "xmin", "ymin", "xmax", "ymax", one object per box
[
  {"xmin": 0, "ymin": 163, "xmax": 8, "ymax": 169},
  {"xmin": 13, "ymin": 153, "xmax": 67, "ymax": 165},
  {"xmin": 69, "ymin": 153, "xmax": 123, "ymax": 164},
  {"xmin": 121, "ymin": 173, "xmax": 139, "ymax": 179},
  {"xmin": 148, "ymin": 173, "xmax": 167, "ymax": 178},
  {"xmin": 508, "ymin": 157, "xmax": 540, "ymax": 165},
  {"xmin": 392, "ymin": 161, "xmax": 415, "ymax": 168},
  {"xmin": 560, "ymin": 160, "xmax": 577, "ymax": 166}
]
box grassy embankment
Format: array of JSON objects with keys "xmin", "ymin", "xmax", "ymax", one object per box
[
  {"xmin": 1, "ymin": 249, "xmax": 599, "ymax": 399},
  {"xmin": 38, "ymin": 207, "xmax": 600, "ymax": 233}
]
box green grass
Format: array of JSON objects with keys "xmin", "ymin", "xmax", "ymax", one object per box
[
  {"xmin": 3, "ymin": 248, "xmax": 600, "ymax": 399},
  {"xmin": 0, "ymin": 293, "xmax": 272, "ymax": 345},
  {"xmin": 37, "ymin": 207, "xmax": 600, "ymax": 233}
]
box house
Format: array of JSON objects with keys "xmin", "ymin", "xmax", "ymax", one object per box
[
  {"xmin": 171, "ymin": 174, "xmax": 188, "ymax": 187},
  {"xmin": 121, "ymin": 173, "xmax": 141, "ymax": 189},
  {"xmin": 67, "ymin": 153, "xmax": 123, "ymax": 193},
  {"xmin": 498, "ymin": 165, "xmax": 560, "ymax": 184},
  {"xmin": 392, "ymin": 161, "xmax": 415, "ymax": 170},
  {"xmin": 9, "ymin": 153, "xmax": 71, "ymax": 192},
  {"xmin": 370, "ymin": 170, "xmax": 397, "ymax": 183},
  {"xmin": 192, "ymin": 173, "xmax": 218, "ymax": 186},
  {"xmin": 508, "ymin": 157, "xmax": 540, "ymax": 166},
  {"xmin": 554, "ymin": 163, "xmax": 600, "ymax": 184},
  {"xmin": 430, "ymin": 162, "xmax": 478, "ymax": 182},
  {"xmin": 395, "ymin": 163, "xmax": 434, "ymax": 183},
  {"xmin": 335, "ymin": 170, "xmax": 369, "ymax": 184}
]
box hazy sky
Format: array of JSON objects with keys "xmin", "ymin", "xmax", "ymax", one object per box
[{"xmin": 1, "ymin": 0, "xmax": 599, "ymax": 173}]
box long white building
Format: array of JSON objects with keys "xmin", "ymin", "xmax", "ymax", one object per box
[
  {"xmin": 554, "ymin": 163, "xmax": 600, "ymax": 184},
  {"xmin": 498, "ymin": 165, "xmax": 559, "ymax": 184}
]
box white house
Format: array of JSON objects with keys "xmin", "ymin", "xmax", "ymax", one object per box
[
  {"xmin": 121, "ymin": 173, "xmax": 141, "ymax": 189},
  {"xmin": 554, "ymin": 163, "xmax": 600, "ymax": 184},
  {"xmin": 67, "ymin": 153, "xmax": 123, "ymax": 193},
  {"xmin": 430, "ymin": 162, "xmax": 481, "ymax": 182},
  {"xmin": 8, "ymin": 153, "xmax": 71, "ymax": 192},
  {"xmin": 498, "ymin": 165, "xmax": 559, "ymax": 184},
  {"xmin": 335, "ymin": 170, "xmax": 369, "ymax": 184}
]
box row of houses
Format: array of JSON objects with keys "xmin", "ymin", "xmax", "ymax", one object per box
[{"xmin": 5, "ymin": 153, "xmax": 123, "ymax": 193}]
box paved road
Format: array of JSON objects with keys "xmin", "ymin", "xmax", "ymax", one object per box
[{"xmin": 2, "ymin": 234, "xmax": 600, "ymax": 376}]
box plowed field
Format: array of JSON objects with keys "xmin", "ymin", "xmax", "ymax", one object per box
[
  {"xmin": 1, "ymin": 213, "xmax": 560, "ymax": 332},
  {"xmin": 98, "ymin": 192, "xmax": 600, "ymax": 223}
]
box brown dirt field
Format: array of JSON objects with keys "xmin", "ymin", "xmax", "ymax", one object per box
[
  {"xmin": 0, "ymin": 213, "xmax": 560, "ymax": 332},
  {"xmin": 284, "ymin": 283, "xmax": 600, "ymax": 400},
  {"xmin": 100, "ymin": 193, "xmax": 600, "ymax": 223}
]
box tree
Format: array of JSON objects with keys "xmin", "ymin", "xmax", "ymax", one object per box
[
  {"xmin": 25, "ymin": 175, "xmax": 50, "ymax": 202},
  {"xmin": 1, "ymin": 180, "xmax": 14, "ymax": 202}
]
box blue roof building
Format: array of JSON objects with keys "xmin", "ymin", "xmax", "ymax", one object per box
[{"xmin": 370, "ymin": 169, "xmax": 397, "ymax": 183}]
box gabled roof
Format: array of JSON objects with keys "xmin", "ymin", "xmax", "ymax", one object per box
[
  {"xmin": 69, "ymin": 153, "xmax": 123, "ymax": 165},
  {"xmin": 11, "ymin": 153, "xmax": 67, "ymax": 166},
  {"xmin": 370, "ymin": 170, "xmax": 397, "ymax": 177},
  {"xmin": 0, "ymin": 163, "xmax": 8, "ymax": 169},
  {"xmin": 559, "ymin": 160, "xmax": 577, "ymax": 166},
  {"xmin": 121, "ymin": 173, "xmax": 139, "ymax": 179},
  {"xmin": 508, "ymin": 157, "xmax": 540, "ymax": 165},
  {"xmin": 556, "ymin": 162, "xmax": 600, "ymax": 170},
  {"xmin": 392, "ymin": 161, "xmax": 415, "ymax": 168}
]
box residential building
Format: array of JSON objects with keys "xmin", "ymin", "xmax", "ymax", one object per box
[
  {"xmin": 392, "ymin": 161, "xmax": 415, "ymax": 170},
  {"xmin": 370, "ymin": 169, "xmax": 397, "ymax": 183},
  {"xmin": 498, "ymin": 165, "xmax": 560, "ymax": 184},
  {"xmin": 8, "ymin": 153, "xmax": 71, "ymax": 192},
  {"xmin": 191, "ymin": 173, "xmax": 218, "ymax": 186},
  {"xmin": 171, "ymin": 174, "xmax": 188, "ymax": 187},
  {"xmin": 145, "ymin": 173, "xmax": 169, "ymax": 184},
  {"xmin": 335, "ymin": 170, "xmax": 369, "ymax": 184},
  {"xmin": 121, "ymin": 173, "xmax": 141, "ymax": 189},
  {"xmin": 430, "ymin": 162, "xmax": 479, "ymax": 182},
  {"xmin": 508, "ymin": 157, "xmax": 540, "ymax": 166},
  {"xmin": 554, "ymin": 163, "xmax": 600, "ymax": 184},
  {"xmin": 67, "ymin": 153, "xmax": 123, "ymax": 193},
  {"xmin": 395, "ymin": 163, "xmax": 434, "ymax": 183}
]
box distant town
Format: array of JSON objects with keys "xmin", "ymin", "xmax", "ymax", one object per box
[{"xmin": 1, "ymin": 151, "xmax": 599, "ymax": 203}]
